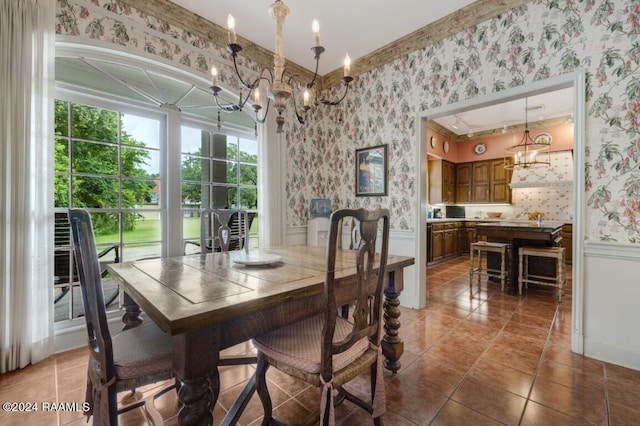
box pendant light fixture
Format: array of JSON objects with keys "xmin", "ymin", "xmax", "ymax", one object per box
[{"xmin": 504, "ymin": 98, "xmax": 551, "ymax": 169}]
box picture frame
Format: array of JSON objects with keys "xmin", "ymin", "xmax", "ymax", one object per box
[{"xmin": 355, "ymin": 144, "xmax": 388, "ymax": 196}]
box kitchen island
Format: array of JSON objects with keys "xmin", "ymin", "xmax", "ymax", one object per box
[{"xmin": 475, "ymin": 221, "xmax": 564, "ymax": 293}]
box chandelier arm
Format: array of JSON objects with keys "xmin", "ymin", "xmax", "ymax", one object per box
[
  {"xmin": 256, "ymin": 67, "xmax": 274, "ymax": 85},
  {"xmin": 316, "ymin": 81, "xmax": 351, "ymax": 106},
  {"xmin": 306, "ymin": 54, "xmax": 322, "ymax": 89},
  {"xmin": 213, "ymin": 92, "xmax": 241, "ymax": 112},
  {"xmin": 237, "ymin": 89, "xmax": 254, "ymax": 110},
  {"xmin": 254, "ymin": 98, "xmax": 271, "ymax": 124},
  {"xmin": 230, "ymin": 51, "xmax": 258, "ymax": 90},
  {"xmin": 289, "ymin": 89, "xmax": 308, "ymax": 125}
]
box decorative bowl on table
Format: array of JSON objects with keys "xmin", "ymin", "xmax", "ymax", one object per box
[{"xmin": 486, "ymin": 212, "xmax": 502, "ymax": 218}]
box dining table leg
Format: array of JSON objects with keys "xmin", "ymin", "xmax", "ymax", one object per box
[
  {"xmin": 382, "ymin": 269, "xmax": 404, "ymax": 373},
  {"xmin": 173, "ymin": 326, "xmax": 220, "ymax": 426},
  {"xmin": 121, "ymin": 292, "xmax": 143, "ymax": 330}
]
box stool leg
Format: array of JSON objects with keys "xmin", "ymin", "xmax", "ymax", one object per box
[
  {"xmin": 477, "ymin": 251, "xmax": 483, "ymax": 287},
  {"xmin": 469, "ymin": 247, "xmax": 475, "ymax": 288},
  {"xmin": 518, "ymin": 249, "xmax": 523, "ymax": 295},
  {"xmin": 557, "ymin": 252, "xmax": 564, "ymax": 303}
]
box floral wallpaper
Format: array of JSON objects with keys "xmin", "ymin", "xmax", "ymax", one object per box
[
  {"xmin": 289, "ymin": 0, "xmax": 640, "ymax": 243},
  {"xmin": 56, "ymin": 0, "xmax": 640, "ymax": 243}
]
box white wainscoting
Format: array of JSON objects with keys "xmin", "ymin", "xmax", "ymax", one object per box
[{"xmin": 583, "ymin": 241, "xmax": 640, "ymax": 370}]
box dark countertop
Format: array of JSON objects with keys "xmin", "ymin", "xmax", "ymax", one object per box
[
  {"xmin": 427, "ymin": 218, "xmax": 570, "ymax": 226},
  {"xmin": 475, "ymin": 220, "xmax": 566, "ymax": 231}
]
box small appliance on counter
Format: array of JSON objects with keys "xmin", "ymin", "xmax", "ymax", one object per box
[
  {"xmin": 446, "ymin": 205, "xmax": 466, "ymax": 219},
  {"xmin": 433, "ymin": 208, "xmax": 442, "ymax": 218}
]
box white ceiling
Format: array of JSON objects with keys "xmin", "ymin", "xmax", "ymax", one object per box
[
  {"xmin": 168, "ymin": 0, "xmax": 478, "ymax": 75},
  {"xmin": 433, "ymin": 88, "xmax": 575, "ymax": 136}
]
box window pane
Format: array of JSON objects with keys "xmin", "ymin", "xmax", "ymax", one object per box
[
  {"xmin": 123, "ymin": 214, "xmax": 161, "ymax": 244},
  {"xmin": 239, "ymin": 164, "xmax": 257, "ymax": 185},
  {"xmin": 122, "ymin": 147, "xmax": 159, "ymax": 177},
  {"xmin": 121, "ymin": 114, "xmax": 161, "ymax": 149},
  {"xmin": 182, "ymin": 182, "xmax": 207, "ymax": 208},
  {"xmin": 55, "ymin": 100, "xmax": 69, "ymax": 136},
  {"xmin": 54, "ymin": 175, "xmax": 69, "ymax": 207},
  {"xmin": 125, "ymin": 243, "xmax": 162, "ymax": 262},
  {"xmin": 90, "ymin": 212, "xmax": 120, "ymax": 240},
  {"xmin": 55, "ymin": 138, "xmax": 69, "ymax": 172},
  {"xmin": 181, "ymin": 126, "xmax": 209, "ymax": 155},
  {"xmin": 122, "ymin": 179, "xmax": 156, "ymax": 208},
  {"xmin": 210, "ymin": 186, "xmax": 236, "ymax": 209},
  {"xmin": 213, "ymin": 134, "xmax": 237, "ymax": 160},
  {"xmin": 212, "ymin": 159, "xmax": 234, "ymax": 184},
  {"xmin": 183, "ymin": 215, "xmax": 200, "ymax": 240},
  {"xmin": 239, "ymin": 138, "xmax": 258, "ymax": 164},
  {"xmin": 239, "ymin": 187, "xmax": 258, "ymax": 209},
  {"xmin": 72, "ymin": 140, "xmax": 118, "ymax": 175},
  {"xmin": 221, "ymin": 186, "xmax": 238, "ymax": 209},
  {"xmin": 182, "ymin": 154, "xmax": 209, "ymax": 183},
  {"xmin": 71, "ymin": 104, "xmax": 118, "ymax": 142},
  {"xmin": 72, "ymin": 176, "xmax": 120, "ymax": 208}
]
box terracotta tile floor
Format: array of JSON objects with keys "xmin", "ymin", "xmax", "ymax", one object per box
[{"xmin": 2, "ymin": 257, "xmax": 640, "ymax": 425}]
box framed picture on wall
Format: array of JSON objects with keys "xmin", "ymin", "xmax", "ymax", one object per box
[{"xmin": 355, "ymin": 144, "xmax": 388, "ymax": 196}]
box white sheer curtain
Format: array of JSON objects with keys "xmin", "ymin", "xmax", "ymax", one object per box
[{"xmin": 0, "ymin": 0, "xmax": 55, "ymax": 373}]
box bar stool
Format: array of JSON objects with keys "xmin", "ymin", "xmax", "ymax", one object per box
[
  {"xmin": 518, "ymin": 246, "xmax": 565, "ymax": 302},
  {"xmin": 469, "ymin": 241, "xmax": 508, "ymax": 291}
]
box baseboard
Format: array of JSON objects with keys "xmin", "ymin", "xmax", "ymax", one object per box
[{"xmin": 584, "ymin": 338, "xmax": 640, "ymax": 371}]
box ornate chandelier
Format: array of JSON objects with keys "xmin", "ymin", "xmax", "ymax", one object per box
[
  {"xmin": 210, "ymin": 0, "xmax": 353, "ymax": 133},
  {"xmin": 504, "ymin": 98, "xmax": 551, "ymax": 169}
]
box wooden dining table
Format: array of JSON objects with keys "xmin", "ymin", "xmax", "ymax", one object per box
[{"xmin": 108, "ymin": 244, "xmax": 414, "ymax": 425}]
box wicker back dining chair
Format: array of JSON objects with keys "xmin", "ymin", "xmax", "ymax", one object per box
[
  {"xmin": 70, "ymin": 209, "xmax": 175, "ymax": 425},
  {"xmin": 252, "ymin": 208, "xmax": 390, "ymax": 425}
]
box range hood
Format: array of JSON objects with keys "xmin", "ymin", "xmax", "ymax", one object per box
[{"xmin": 510, "ymin": 150, "xmax": 573, "ymax": 189}]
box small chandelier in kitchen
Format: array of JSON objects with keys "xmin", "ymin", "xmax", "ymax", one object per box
[
  {"xmin": 210, "ymin": 0, "xmax": 353, "ymax": 133},
  {"xmin": 504, "ymin": 98, "xmax": 551, "ymax": 170}
]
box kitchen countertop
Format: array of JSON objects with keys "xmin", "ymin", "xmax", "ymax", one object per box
[
  {"xmin": 475, "ymin": 220, "xmax": 566, "ymax": 230},
  {"xmin": 427, "ymin": 218, "xmax": 571, "ymax": 225}
]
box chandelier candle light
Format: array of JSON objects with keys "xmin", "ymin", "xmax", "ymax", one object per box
[
  {"xmin": 210, "ymin": 0, "xmax": 353, "ymax": 133},
  {"xmin": 504, "ymin": 98, "xmax": 551, "ymax": 169}
]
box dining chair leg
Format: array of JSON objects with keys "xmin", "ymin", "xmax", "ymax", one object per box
[
  {"xmin": 255, "ymin": 354, "xmax": 273, "ymax": 425},
  {"xmin": 220, "ymin": 375, "xmax": 256, "ymax": 426}
]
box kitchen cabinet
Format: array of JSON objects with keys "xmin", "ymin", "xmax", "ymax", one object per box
[
  {"xmin": 444, "ymin": 223, "xmax": 456, "ymax": 258},
  {"xmin": 431, "ymin": 223, "xmax": 444, "ymax": 261},
  {"xmin": 456, "ymin": 163, "xmax": 472, "ymax": 203},
  {"xmin": 454, "ymin": 159, "xmax": 512, "ymax": 204},
  {"xmin": 428, "ymin": 160, "xmax": 455, "ymax": 204},
  {"xmin": 428, "ymin": 221, "xmax": 475, "ymax": 263},
  {"xmin": 490, "ymin": 158, "xmax": 513, "ymax": 203},
  {"xmin": 472, "ymin": 161, "xmax": 491, "ymax": 203}
]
